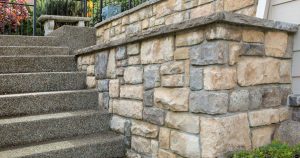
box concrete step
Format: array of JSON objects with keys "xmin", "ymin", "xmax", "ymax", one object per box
[
  {"xmin": 0, "ymin": 35, "xmax": 59, "ymax": 46},
  {"xmin": 0, "ymin": 46, "xmax": 69, "ymax": 56},
  {"xmin": 0, "ymin": 110, "xmax": 111, "ymax": 148},
  {"xmin": 0, "ymin": 90, "xmax": 99, "ymax": 118},
  {"xmin": 0, "ymin": 72, "xmax": 86, "ymax": 95},
  {"xmin": 0, "ymin": 132, "xmax": 125, "ymax": 158},
  {"xmin": 0, "ymin": 56, "xmax": 77, "ymax": 73}
]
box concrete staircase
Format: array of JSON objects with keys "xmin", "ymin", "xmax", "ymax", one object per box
[{"xmin": 0, "ymin": 35, "xmax": 125, "ymax": 158}]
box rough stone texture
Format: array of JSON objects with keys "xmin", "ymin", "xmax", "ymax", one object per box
[
  {"xmin": 141, "ymin": 37, "xmax": 174, "ymax": 64},
  {"xmin": 144, "ymin": 90, "xmax": 154, "ymax": 107},
  {"xmin": 98, "ymin": 79, "xmax": 109, "ymax": 92},
  {"xmin": 190, "ymin": 91, "xmax": 228, "ymax": 114},
  {"xmin": 204, "ymin": 66, "xmax": 237, "ymax": 90},
  {"xmin": 206, "ymin": 24, "xmax": 242, "ymax": 41},
  {"xmin": 229, "ymin": 90, "xmax": 250, "ymax": 112},
  {"xmin": 265, "ymin": 31, "xmax": 289, "ymax": 58},
  {"xmin": 275, "ymin": 120, "xmax": 300, "ymax": 146},
  {"xmin": 190, "ymin": 66, "xmax": 203, "ymax": 91},
  {"xmin": 175, "ymin": 30, "xmax": 204, "ymax": 47},
  {"xmin": 289, "ymin": 95, "xmax": 300, "ymax": 107},
  {"xmin": 170, "ymin": 130, "xmax": 201, "ymax": 158},
  {"xmin": 241, "ymin": 43, "xmax": 265, "ymax": 56},
  {"xmin": 159, "ymin": 127, "xmax": 170, "ymax": 150},
  {"xmin": 165, "ymin": 112, "xmax": 199, "ymax": 134},
  {"xmin": 190, "ymin": 41, "xmax": 228, "ymax": 66},
  {"xmin": 161, "ymin": 74, "xmax": 185, "ymax": 87},
  {"xmin": 112, "ymin": 99, "xmax": 143, "ymax": 119},
  {"xmin": 120, "ymin": 85, "xmax": 143, "ymax": 100},
  {"xmin": 224, "ymin": 0, "xmax": 255, "ymax": 11},
  {"xmin": 128, "ymin": 56, "xmax": 141, "ymax": 65},
  {"xmin": 228, "ymin": 42, "xmax": 242, "ymax": 65},
  {"xmin": 262, "ymin": 87, "xmax": 281, "ymax": 107},
  {"xmin": 86, "ymin": 76, "xmax": 96, "ymax": 88},
  {"xmin": 143, "ymin": 107, "xmax": 165, "ymax": 125},
  {"xmin": 106, "ymin": 50, "xmax": 117, "ymax": 78},
  {"xmin": 242, "ymin": 29, "xmax": 264, "ymax": 43},
  {"xmin": 127, "ymin": 43, "xmax": 140, "ymax": 55},
  {"xmin": 190, "ymin": 2, "xmax": 214, "ymax": 19},
  {"xmin": 86, "ymin": 65, "xmax": 95, "ymax": 76},
  {"xmin": 174, "ymin": 47, "xmax": 189, "ymax": 60},
  {"xmin": 116, "ymin": 46, "xmax": 127, "ymax": 60},
  {"xmin": 158, "ymin": 149, "xmax": 176, "ymax": 158},
  {"xmin": 109, "ymin": 79, "xmax": 120, "ymax": 98},
  {"xmin": 154, "ymin": 88, "xmax": 189, "ymax": 112},
  {"xmin": 124, "ymin": 66, "xmax": 143, "ymax": 84},
  {"xmin": 110, "ymin": 115, "xmax": 128, "ymax": 133},
  {"xmin": 249, "ymin": 88, "xmax": 263, "ymax": 110},
  {"xmin": 131, "ymin": 120, "xmax": 158, "ymax": 138},
  {"xmin": 131, "ymin": 136, "xmax": 151, "ymax": 154},
  {"xmin": 144, "ymin": 65, "xmax": 160, "ymax": 90},
  {"xmin": 160, "ymin": 61, "xmax": 184, "ymax": 75},
  {"xmin": 279, "ymin": 60, "xmax": 292, "ymax": 83},
  {"xmin": 200, "ymin": 113, "xmax": 251, "ymax": 157},
  {"xmin": 251, "ymin": 125, "xmax": 275, "ymax": 148},
  {"xmin": 248, "ymin": 108, "xmax": 280, "ymax": 127},
  {"xmin": 95, "ymin": 51, "xmax": 108, "ymax": 79}
]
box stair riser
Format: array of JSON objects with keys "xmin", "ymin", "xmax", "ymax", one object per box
[
  {"xmin": 0, "ymin": 91, "xmax": 99, "ymax": 117},
  {"xmin": 0, "ymin": 72, "xmax": 87, "ymax": 95},
  {"xmin": 0, "ymin": 113, "xmax": 111, "ymax": 148},
  {"xmin": 0, "ymin": 47, "xmax": 69, "ymax": 56},
  {"xmin": 0, "ymin": 36, "xmax": 59, "ymax": 46},
  {"xmin": 0, "ymin": 56, "xmax": 77, "ymax": 73}
]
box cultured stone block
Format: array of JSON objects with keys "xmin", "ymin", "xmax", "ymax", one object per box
[
  {"xmin": 206, "ymin": 24, "xmax": 242, "ymax": 41},
  {"xmin": 141, "ymin": 36, "xmax": 174, "ymax": 64},
  {"xmin": 131, "ymin": 136, "xmax": 151, "ymax": 154},
  {"xmin": 81, "ymin": 54, "xmax": 95, "ymax": 65},
  {"xmin": 116, "ymin": 59, "xmax": 128, "ymax": 67},
  {"xmin": 190, "ymin": 2, "xmax": 214, "ymax": 19},
  {"xmin": 98, "ymin": 79, "xmax": 109, "ymax": 92},
  {"xmin": 190, "ymin": 66, "xmax": 203, "ymax": 91},
  {"xmin": 241, "ymin": 43, "xmax": 265, "ymax": 56},
  {"xmin": 144, "ymin": 90, "xmax": 154, "ymax": 107},
  {"xmin": 229, "ymin": 89, "xmax": 250, "ymax": 112},
  {"xmin": 143, "ymin": 107, "xmax": 165, "ymax": 125},
  {"xmin": 112, "ymin": 99, "xmax": 143, "ymax": 119},
  {"xmin": 265, "ymin": 31, "xmax": 289, "ymax": 58},
  {"xmin": 131, "ymin": 120, "xmax": 159, "ymax": 138},
  {"xmin": 124, "ymin": 66, "xmax": 143, "ymax": 84},
  {"xmin": 158, "ymin": 149, "xmax": 176, "ymax": 158},
  {"xmin": 160, "ymin": 61, "xmax": 185, "ymax": 75},
  {"xmin": 249, "ymin": 88, "xmax": 263, "ymax": 110},
  {"xmin": 204, "ymin": 66, "xmax": 237, "ymax": 90},
  {"xmin": 280, "ymin": 85, "xmax": 292, "ymax": 106},
  {"xmin": 170, "ymin": 130, "xmax": 201, "ymax": 158},
  {"xmin": 116, "ymin": 46, "xmax": 127, "ymax": 60},
  {"xmin": 165, "ymin": 12, "xmax": 184, "ymax": 25},
  {"xmin": 126, "ymin": 22, "xmax": 141, "ymax": 35},
  {"xmin": 251, "ymin": 125, "xmax": 275, "ymax": 148},
  {"xmin": 237, "ymin": 57, "xmax": 281, "ymax": 86},
  {"xmin": 279, "ymin": 106, "xmax": 290, "ymax": 121},
  {"xmin": 127, "ymin": 43, "xmax": 140, "ymax": 55},
  {"xmin": 86, "ymin": 65, "xmax": 95, "ymax": 76},
  {"xmin": 128, "ymin": 56, "xmax": 141, "ymax": 65},
  {"xmin": 144, "ymin": 65, "xmax": 160, "ymax": 90},
  {"xmin": 242, "ymin": 29, "xmax": 264, "ymax": 43},
  {"xmin": 280, "ymin": 60, "xmax": 292, "ymax": 83},
  {"xmin": 161, "ymin": 74, "xmax": 185, "ymax": 87},
  {"xmin": 174, "ymin": 47, "xmax": 189, "ymax": 60},
  {"xmin": 248, "ymin": 108, "xmax": 280, "ymax": 127},
  {"xmin": 224, "ymin": 0, "xmax": 255, "ymax": 11},
  {"xmin": 200, "ymin": 113, "xmax": 251, "ymax": 157},
  {"xmin": 95, "ymin": 51, "xmax": 108, "ymax": 79},
  {"xmin": 262, "ymin": 87, "xmax": 281, "ymax": 107},
  {"xmin": 165, "ymin": 112, "xmax": 199, "ymax": 134},
  {"xmin": 101, "ymin": 92, "xmax": 110, "ymax": 110},
  {"xmin": 110, "ymin": 115, "xmax": 128, "ymax": 133},
  {"xmin": 106, "ymin": 49, "xmax": 117, "ymax": 78},
  {"xmin": 154, "ymin": 88, "xmax": 189, "ymax": 112},
  {"xmin": 175, "ymin": 30, "xmax": 204, "ymax": 47},
  {"xmin": 116, "ymin": 67, "xmax": 124, "ymax": 76},
  {"xmin": 190, "ymin": 41, "xmax": 228, "ymax": 66},
  {"xmin": 151, "ymin": 140, "xmax": 159, "ymax": 157},
  {"xmin": 86, "ymin": 76, "xmax": 96, "ymax": 88},
  {"xmin": 190, "ymin": 91, "xmax": 228, "ymax": 114},
  {"xmin": 274, "ymin": 120, "xmax": 300, "ymax": 146},
  {"xmin": 109, "ymin": 79, "xmax": 119, "ymax": 98},
  {"xmin": 159, "ymin": 127, "xmax": 171, "ymax": 150},
  {"xmin": 228, "ymin": 42, "xmax": 242, "ymax": 65},
  {"xmin": 120, "ymin": 85, "xmax": 143, "ymax": 100}
]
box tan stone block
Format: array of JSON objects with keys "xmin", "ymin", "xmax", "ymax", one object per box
[
  {"xmin": 161, "ymin": 61, "xmax": 185, "ymax": 75},
  {"xmin": 120, "ymin": 85, "xmax": 143, "ymax": 100},
  {"xmin": 122, "ymin": 16, "xmax": 129, "ymax": 25},
  {"xmin": 107, "ymin": 49, "xmax": 116, "ymax": 78},
  {"xmin": 280, "ymin": 60, "xmax": 292, "ymax": 83},
  {"xmin": 204, "ymin": 66, "xmax": 237, "ymax": 90},
  {"xmin": 206, "ymin": 24, "xmax": 242, "ymax": 41},
  {"xmin": 251, "ymin": 126, "xmax": 275, "ymax": 148},
  {"xmin": 81, "ymin": 54, "xmax": 95, "ymax": 65},
  {"xmin": 199, "ymin": 0, "xmax": 214, "ymax": 5},
  {"xmin": 154, "ymin": 18, "xmax": 165, "ymax": 26},
  {"xmin": 151, "ymin": 140, "xmax": 159, "ymax": 157},
  {"xmin": 237, "ymin": 57, "xmax": 281, "ymax": 86},
  {"xmin": 165, "ymin": 112, "xmax": 199, "ymax": 134},
  {"xmin": 224, "ymin": 0, "xmax": 255, "ymax": 11},
  {"xmin": 131, "ymin": 136, "xmax": 151, "ymax": 154},
  {"xmin": 131, "ymin": 120, "xmax": 159, "ymax": 138},
  {"xmin": 112, "ymin": 19, "xmax": 121, "ymax": 26},
  {"xmin": 129, "ymin": 13, "xmax": 139, "ymax": 23},
  {"xmin": 142, "ymin": 19, "xmax": 149, "ymax": 30},
  {"xmin": 229, "ymin": 42, "xmax": 242, "ymax": 65},
  {"xmin": 279, "ymin": 106, "xmax": 290, "ymax": 121},
  {"xmin": 128, "ymin": 56, "xmax": 141, "ymax": 65},
  {"xmin": 112, "ymin": 99, "xmax": 143, "ymax": 119},
  {"xmin": 109, "ymin": 79, "xmax": 119, "ymax": 98},
  {"xmin": 154, "ymin": 88, "xmax": 189, "ymax": 112},
  {"xmin": 165, "ymin": 12, "xmax": 184, "ymax": 25},
  {"xmin": 176, "ymin": 30, "xmax": 204, "ymax": 47},
  {"xmin": 190, "ymin": 3, "xmax": 214, "ymax": 19},
  {"xmin": 124, "ymin": 66, "xmax": 143, "ymax": 84},
  {"xmin": 234, "ymin": 5, "xmax": 257, "ymax": 16},
  {"xmin": 242, "ymin": 29, "xmax": 264, "ymax": 43},
  {"xmin": 170, "ymin": 130, "xmax": 200, "ymax": 157},
  {"xmin": 110, "ymin": 115, "xmax": 128, "ymax": 133},
  {"xmin": 154, "ymin": 0, "xmax": 174, "ymax": 17},
  {"xmin": 248, "ymin": 108, "xmax": 280, "ymax": 127},
  {"xmin": 86, "ymin": 65, "xmax": 95, "ymax": 76},
  {"xmin": 86, "ymin": 76, "xmax": 96, "ymax": 88},
  {"xmin": 174, "ymin": 47, "xmax": 189, "ymax": 60},
  {"xmin": 127, "ymin": 43, "xmax": 140, "ymax": 55},
  {"xmin": 158, "ymin": 149, "xmax": 176, "ymax": 158},
  {"xmin": 159, "ymin": 127, "xmax": 170, "ymax": 149},
  {"xmin": 265, "ymin": 31, "xmax": 289, "ymax": 58},
  {"xmin": 161, "ymin": 75, "xmax": 185, "ymax": 87},
  {"xmin": 185, "ymin": 60, "xmax": 190, "ymax": 87},
  {"xmin": 200, "ymin": 113, "xmax": 251, "ymax": 157},
  {"xmin": 141, "ymin": 36, "xmax": 174, "ymax": 64}
]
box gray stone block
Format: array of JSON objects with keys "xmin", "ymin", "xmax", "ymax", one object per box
[
  {"xmin": 144, "ymin": 65, "xmax": 160, "ymax": 90},
  {"xmin": 275, "ymin": 120, "xmax": 300, "ymax": 146},
  {"xmin": 292, "ymin": 108, "xmax": 300, "ymax": 121},
  {"xmin": 249, "ymin": 88, "xmax": 263, "ymax": 110},
  {"xmin": 103, "ymin": 92, "xmax": 110, "ymax": 110},
  {"xmin": 116, "ymin": 46, "xmax": 127, "ymax": 60},
  {"xmin": 241, "ymin": 43, "xmax": 265, "ymax": 56},
  {"xmin": 144, "ymin": 90, "xmax": 154, "ymax": 107},
  {"xmin": 262, "ymin": 87, "xmax": 281, "ymax": 107},
  {"xmin": 98, "ymin": 80, "xmax": 109, "ymax": 92},
  {"xmin": 95, "ymin": 52, "xmax": 108, "ymax": 79},
  {"xmin": 289, "ymin": 95, "xmax": 300, "ymax": 107},
  {"xmin": 190, "ymin": 91, "xmax": 229, "ymax": 114},
  {"xmin": 190, "ymin": 66, "xmax": 203, "ymax": 91},
  {"xmin": 143, "ymin": 107, "xmax": 165, "ymax": 125},
  {"xmin": 229, "ymin": 90, "xmax": 250, "ymax": 112},
  {"xmin": 190, "ymin": 41, "xmax": 228, "ymax": 66},
  {"xmin": 280, "ymin": 86, "xmax": 292, "ymax": 106}
]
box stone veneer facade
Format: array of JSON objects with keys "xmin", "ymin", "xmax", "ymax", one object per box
[
  {"xmin": 95, "ymin": 0, "xmax": 260, "ymax": 44},
  {"xmin": 76, "ymin": 12, "xmax": 298, "ymax": 157}
]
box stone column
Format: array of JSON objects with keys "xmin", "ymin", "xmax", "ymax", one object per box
[{"xmin": 43, "ymin": 20, "xmax": 55, "ymax": 36}]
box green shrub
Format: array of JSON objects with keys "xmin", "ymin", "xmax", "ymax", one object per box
[{"xmin": 232, "ymin": 141, "xmax": 300, "ymax": 158}]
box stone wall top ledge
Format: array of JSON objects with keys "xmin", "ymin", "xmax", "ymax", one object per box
[{"xmin": 76, "ymin": 12, "xmax": 298, "ymax": 56}]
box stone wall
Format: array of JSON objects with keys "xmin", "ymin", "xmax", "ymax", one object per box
[
  {"xmin": 76, "ymin": 13, "xmax": 298, "ymax": 157},
  {"xmin": 95, "ymin": 0, "xmax": 259, "ymax": 44}
]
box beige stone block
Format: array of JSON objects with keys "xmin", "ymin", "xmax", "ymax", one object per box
[
  {"xmin": 158, "ymin": 149, "xmax": 176, "ymax": 158},
  {"xmin": 127, "ymin": 43, "xmax": 140, "ymax": 55},
  {"xmin": 184, "ymin": 60, "xmax": 190, "ymax": 87},
  {"xmin": 151, "ymin": 140, "xmax": 159, "ymax": 157},
  {"xmin": 242, "ymin": 29, "xmax": 264, "ymax": 43},
  {"xmin": 161, "ymin": 75, "xmax": 185, "ymax": 87},
  {"xmin": 109, "ymin": 79, "xmax": 119, "ymax": 98},
  {"xmin": 131, "ymin": 136, "xmax": 151, "ymax": 154},
  {"xmin": 86, "ymin": 76, "xmax": 96, "ymax": 88},
  {"xmin": 155, "ymin": 18, "xmax": 165, "ymax": 26},
  {"xmin": 112, "ymin": 99, "xmax": 143, "ymax": 119},
  {"xmin": 165, "ymin": 12, "xmax": 184, "ymax": 25},
  {"xmin": 204, "ymin": 66, "xmax": 237, "ymax": 90},
  {"xmin": 251, "ymin": 126, "xmax": 275, "ymax": 148},
  {"xmin": 229, "ymin": 42, "xmax": 242, "ymax": 65},
  {"xmin": 112, "ymin": 19, "xmax": 121, "ymax": 26},
  {"xmin": 190, "ymin": 3, "xmax": 214, "ymax": 19},
  {"xmin": 170, "ymin": 130, "xmax": 200, "ymax": 157},
  {"xmin": 206, "ymin": 24, "xmax": 242, "ymax": 41},
  {"xmin": 131, "ymin": 120, "xmax": 158, "ymax": 138},
  {"xmin": 161, "ymin": 61, "xmax": 185, "ymax": 75},
  {"xmin": 122, "ymin": 16, "xmax": 129, "ymax": 25},
  {"xmin": 280, "ymin": 60, "xmax": 292, "ymax": 83},
  {"xmin": 124, "ymin": 66, "xmax": 143, "ymax": 84},
  {"xmin": 265, "ymin": 31, "xmax": 288, "ymax": 58},
  {"xmin": 224, "ymin": 0, "xmax": 255, "ymax": 11},
  {"xmin": 176, "ymin": 30, "xmax": 204, "ymax": 47},
  {"xmin": 237, "ymin": 57, "xmax": 281, "ymax": 86},
  {"xmin": 154, "ymin": 88, "xmax": 189, "ymax": 112},
  {"xmin": 86, "ymin": 65, "xmax": 95, "ymax": 76},
  {"xmin": 107, "ymin": 49, "xmax": 116, "ymax": 78},
  {"xmin": 234, "ymin": 5, "xmax": 257, "ymax": 16},
  {"xmin": 110, "ymin": 115, "xmax": 128, "ymax": 133},
  {"xmin": 279, "ymin": 106, "xmax": 290, "ymax": 121},
  {"xmin": 120, "ymin": 85, "xmax": 143, "ymax": 100},
  {"xmin": 165, "ymin": 112, "xmax": 199, "ymax": 134},
  {"xmin": 174, "ymin": 47, "xmax": 189, "ymax": 60},
  {"xmin": 159, "ymin": 127, "xmax": 171, "ymax": 149},
  {"xmin": 142, "ymin": 19, "xmax": 149, "ymax": 30},
  {"xmin": 81, "ymin": 54, "xmax": 95, "ymax": 65},
  {"xmin": 248, "ymin": 108, "xmax": 280, "ymax": 127},
  {"xmin": 200, "ymin": 113, "xmax": 251, "ymax": 157},
  {"xmin": 129, "ymin": 13, "xmax": 139, "ymax": 23},
  {"xmin": 128, "ymin": 56, "xmax": 141, "ymax": 65},
  {"xmin": 141, "ymin": 36, "xmax": 174, "ymax": 64}
]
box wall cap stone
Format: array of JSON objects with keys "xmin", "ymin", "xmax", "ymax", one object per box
[{"xmin": 76, "ymin": 12, "xmax": 298, "ymax": 56}]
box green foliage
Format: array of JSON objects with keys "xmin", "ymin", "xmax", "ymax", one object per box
[{"xmin": 232, "ymin": 141, "xmax": 300, "ymax": 158}]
